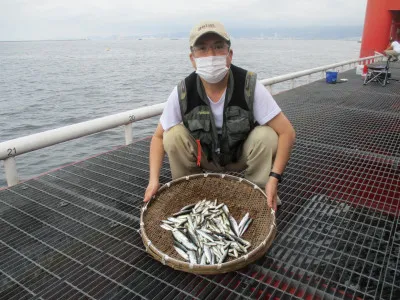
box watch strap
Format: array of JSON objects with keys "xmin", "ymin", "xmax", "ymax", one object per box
[{"xmin": 269, "ymin": 171, "xmax": 282, "ymax": 183}]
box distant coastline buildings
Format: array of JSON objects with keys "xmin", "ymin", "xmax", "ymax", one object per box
[{"xmin": 85, "ymin": 25, "xmax": 363, "ymax": 42}]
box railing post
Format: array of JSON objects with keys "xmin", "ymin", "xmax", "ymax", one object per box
[
  {"xmin": 266, "ymin": 85, "xmax": 273, "ymax": 94},
  {"xmin": 290, "ymin": 79, "xmax": 294, "ymax": 89},
  {"xmin": 4, "ymin": 157, "xmax": 19, "ymax": 187},
  {"xmin": 124, "ymin": 124, "xmax": 133, "ymax": 145}
]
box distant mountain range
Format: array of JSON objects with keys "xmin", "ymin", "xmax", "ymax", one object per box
[{"xmin": 88, "ymin": 25, "xmax": 363, "ymax": 41}]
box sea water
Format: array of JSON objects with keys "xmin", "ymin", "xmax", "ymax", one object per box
[{"xmin": 0, "ymin": 39, "xmax": 361, "ymax": 186}]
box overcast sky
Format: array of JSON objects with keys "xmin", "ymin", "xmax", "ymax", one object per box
[{"xmin": 1, "ymin": 0, "xmax": 368, "ymax": 41}]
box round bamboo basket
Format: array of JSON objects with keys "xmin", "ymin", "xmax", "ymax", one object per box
[{"xmin": 140, "ymin": 173, "xmax": 276, "ymax": 274}]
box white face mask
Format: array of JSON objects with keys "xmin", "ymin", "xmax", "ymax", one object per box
[{"xmin": 194, "ymin": 55, "xmax": 229, "ymax": 84}]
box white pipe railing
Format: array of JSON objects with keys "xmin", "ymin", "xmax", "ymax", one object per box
[
  {"xmin": 261, "ymin": 53, "xmax": 384, "ymax": 94},
  {"xmin": 1, "ymin": 54, "xmax": 384, "ymax": 187},
  {"xmin": 1, "ymin": 103, "xmax": 165, "ymax": 186}
]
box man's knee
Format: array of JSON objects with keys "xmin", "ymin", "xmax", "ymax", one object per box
[
  {"xmin": 248, "ymin": 126, "xmax": 278, "ymax": 149},
  {"xmin": 163, "ymin": 124, "xmax": 191, "ymax": 151}
]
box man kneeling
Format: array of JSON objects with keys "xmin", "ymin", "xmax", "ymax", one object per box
[{"xmin": 143, "ymin": 20, "xmax": 296, "ymax": 211}]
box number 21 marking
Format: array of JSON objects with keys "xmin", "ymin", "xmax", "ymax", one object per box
[{"xmin": 7, "ymin": 148, "xmax": 17, "ymax": 157}]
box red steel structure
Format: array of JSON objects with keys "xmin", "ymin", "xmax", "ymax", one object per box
[{"xmin": 360, "ymin": 0, "xmax": 400, "ymax": 58}]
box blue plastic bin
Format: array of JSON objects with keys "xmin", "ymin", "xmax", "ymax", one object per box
[{"xmin": 326, "ymin": 71, "xmax": 338, "ymax": 84}]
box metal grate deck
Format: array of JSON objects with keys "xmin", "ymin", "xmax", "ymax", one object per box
[{"xmin": 1, "ymin": 65, "xmax": 399, "ymax": 299}]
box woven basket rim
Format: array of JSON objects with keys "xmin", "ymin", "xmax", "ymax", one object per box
[
  {"xmin": 140, "ymin": 173, "xmax": 276, "ymax": 274},
  {"xmin": 154, "ymin": 173, "xmax": 268, "ymax": 198}
]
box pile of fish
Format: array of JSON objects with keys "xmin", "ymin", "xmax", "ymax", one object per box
[{"xmin": 160, "ymin": 199, "xmax": 253, "ymax": 265}]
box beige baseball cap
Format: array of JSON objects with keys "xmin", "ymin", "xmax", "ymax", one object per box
[{"xmin": 189, "ymin": 20, "xmax": 230, "ymax": 47}]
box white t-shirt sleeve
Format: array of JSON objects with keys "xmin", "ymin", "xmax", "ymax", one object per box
[
  {"xmin": 391, "ymin": 41, "xmax": 400, "ymax": 53},
  {"xmin": 253, "ymin": 80, "xmax": 281, "ymax": 125},
  {"xmin": 159, "ymin": 86, "xmax": 183, "ymax": 131}
]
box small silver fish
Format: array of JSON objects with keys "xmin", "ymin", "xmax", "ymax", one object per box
[
  {"xmin": 187, "ymin": 251, "xmax": 197, "ymax": 264},
  {"xmin": 239, "ymin": 218, "xmax": 253, "ymax": 237},
  {"xmin": 160, "ymin": 223, "xmax": 174, "ymax": 231},
  {"xmin": 238, "ymin": 212, "xmax": 250, "ymax": 230},
  {"xmin": 174, "ymin": 246, "xmax": 189, "ymax": 261},
  {"xmin": 172, "ymin": 230, "xmax": 198, "ymax": 251}
]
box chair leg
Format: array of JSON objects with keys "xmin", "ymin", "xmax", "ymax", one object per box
[
  {"xmin": 382, "ymin": 71, "xmax": 388, "ymax": 86},
  {"xmin": 364, "ymin": 71, "xmax": 383, "ymax": 85}
]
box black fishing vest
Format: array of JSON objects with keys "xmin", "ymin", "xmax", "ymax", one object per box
[{"xmin": 177, "ymin": 64, "xmax": 257, "ymax": 166}]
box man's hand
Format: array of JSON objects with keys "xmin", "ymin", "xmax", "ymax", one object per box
[
  {"xmin": 265, "ymin": 177, "xmax": 278, "ymax": 211},
  {"xmin": 143, "ymin": 180, "xmax": 160, "ymax": 202},
  {"xmin": 144, "ymin": 123, "xmax": 164, "ymax": 203}
]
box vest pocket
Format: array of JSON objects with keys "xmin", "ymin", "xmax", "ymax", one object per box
[
  {"xmin": 226, "ymin": 117, "xmax": 250, "ymax": 133},
  {"xmin": 226, "ymin": 117, "xmax": 250, "ymax": 146},
  {"xmin": 187, "ymin": 119, "xmax": 213, "ymax": 144},
  {"xmin": 188, "ymin": 119, "xmax": 210, "ymax": 131}
]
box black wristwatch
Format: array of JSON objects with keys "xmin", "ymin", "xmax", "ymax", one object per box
[{"xmin": 269, "ymin": 172, "xmax": 282, "ymax": 183}]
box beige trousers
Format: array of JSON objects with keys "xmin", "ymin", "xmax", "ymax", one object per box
[
  {"xmin": 163, "ymin": 124, "xmax": 278, "ymax": 188},
  {"xmin": 384, "ymin": 50, "xmax": 399, "ymax": 59}
]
